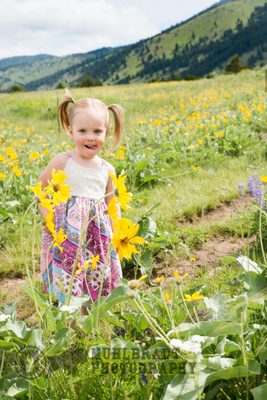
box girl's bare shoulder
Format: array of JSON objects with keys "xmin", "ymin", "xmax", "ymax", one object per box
[
  {"xmin": 38, "ymin": 151, "xmax": 70, "ymax": 186},
  {"xmin": 50, "ymin": 151, "xmax": 70, "ymax": 170},
  {"xmin": 102, "ymin": 158, "xmax": 116, "ymax": 175}
]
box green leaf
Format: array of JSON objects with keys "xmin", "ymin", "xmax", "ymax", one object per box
[
  {"xmin": 0, "ymin": 377, "xmax": 29, "ymax": 397},
  {"xmin": 122, "ymin": 309, "xmax": 150, "ymax": 331},
  {"xmin": 142, "ymin": 175, "xmax": 159, "ymax": 183},
  {"xmin": 134, "ymin": 159, "xmax": 149, "ymax": 172},
  {"xmin": 103, "ymin": 311, "xmax": 125, "ymax": 328},
  {"xmin": 81, "ymin": 285, "xmax": 129, "ymax": 333},
  {"xmin": 204, "ymin": 294, "xmax": 230, "ymax": 320},
  {"xmin": 22, "ymin": 285, "xmax": 50, "ymax": 313},
  {"xmin": 139, "ymin": 250, "xmax": 153, "ymax": 276},
  {"xmin": 205, "ymin": 365, "xmax": 260, "ymax": 387},
  {"xmin": 205, "ymin": 356, "xmax": 235, "ymax": 370},
  {"xmin": 138, "ymin": 216, "xmax": 157, "ymax": 239},
  {"xmin": 237, "ymin": 256, "xmax": 262, "ymax": 274},
  {"xmin": 0, "ymin": 340, "xmax": 17, "ymax": 349},
  {"xmin": 176, "ymin": 321, "xmax": 242, "ymax": 336},
  {"xmin": 216, "ymin": 337, "xmax": 241, "ymax": 354},
  {"xmin": 45, "ymin": 327, "xmax": 72, "ymax": 357},
  {"xmin": 29, "ymin": 329, "xmax": 44, "ymax": 350},
  {"xmin": 0, "ymin": 320, "xmax": 29, "ymax": 340},
  {"xmin": 162, "ymin": 372, "xmax": 208, "ymax": 400},
  {"xmin": 244, "ymin": 272, "xmax": 267, "ymax": 297},
  {"xmin": 251, "ymin": 383, "xmax": 267, "ymax": 400},
  {"xmin": 6, "ymin": 200, "xmax": 20, "ymax": 208}
]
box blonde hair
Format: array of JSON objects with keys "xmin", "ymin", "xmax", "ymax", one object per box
[{"xmin": 58, "ymin": 88, "xmax": 124, "ymax": 148}]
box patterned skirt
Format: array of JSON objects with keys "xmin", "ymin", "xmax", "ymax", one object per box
[{"xmin": 40, "ymin": 196, "xmax": 122, "ymax": 304}]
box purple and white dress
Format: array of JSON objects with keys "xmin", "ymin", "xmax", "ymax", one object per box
[{"xmin": 40, "ymin": 152, "xmax": 122, "ymax": 304}]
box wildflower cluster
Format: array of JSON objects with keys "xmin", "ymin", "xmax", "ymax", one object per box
[
  {"xmin": 28, "ymin": 169, "xmax": 71, "ymax": 251},
  {"xmin": 108, "ymin": 173, "xmax": 145, "ymax": 261},
  {"xmin": 0, "ymin": 146, "xmax": 23, "ymax": 178},
  {"xmin": 128, "ymin": 268, "xmax": 204, "ymax": 307}
]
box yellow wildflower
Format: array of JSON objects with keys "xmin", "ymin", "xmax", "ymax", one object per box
[
  {"xmin": 28, "ymin": 181, "xmax": 46, "ymax": 201},
  {"xmin": 76, "ymin": 264, "xmax": 82, "ymax": 275},
  {"xmin": 0, "ymin": 172, "xmax": 6, "ymax": 180},
  {"xmin": 29, "ymin": 151, "xmax": 41, "ymax": 161},
  {"xmin": 117, "ymin": 189, "xmax": 133, "ymax": 211},
  {"xmin": 109, "ymin": 173, "xmax": 133, "ymax": 211},
  {"xmin": 128, "ymin": 274, "xmax": 148, "ymax": 289},
  {"xmin": 173, "ymin": 271, "xmax": 189, "ymax": 283},
  {"xmin": 12, "ymin": 165, "xmax": 23, "ymax": 177},
  {"xmin": 138, "ymin": 274, "xmax": 148, "ymax": 281},
  {"xmin": 84, "ymin": 254, "xmax": 100, "ymax": 271},
  {"xmin": 115, "ymin": 146, "xmax": 126, "ymax": 160},
  {"xmin": 260, "ymin": 176, "xmax": 267, "ymax": 183},
  {"xmin": 40, "ymin": 198, "xmax": 54, "ymax": 212},
  {"xmin": 184, "ymin": 291, "xmax": 204, "ymax": 302},
  {"xmin": 163, "ymin": 292, "xmax": 172, "ymax": 304},
  {"xmin": 91, "ymin": 254, "xmax": 100, "ymax": 270},
  {"xmin": 5, "ymin": 147, "xmax": 18, "ymax": 161},
  {"xmin": 45, "ymin": 169, "xmax": 71, "ymax": 206},
  {"xmin": 152, "ymin": 275, "xmax": 165, "ymax": 284},
  {"xmin": 107, "ymin": 196, "xmax": 119, "ymax": 222},
  {"xmin": 173, "ymin": 271, "xmax": 179, "ymax": 280},
  {"xmin": 52, "ymin": 228, "xmax": 67, "ymax": 252},
  {"xmin": 45, "ymin": 212, "xmax": 55, "ymax": 234},
  {"xmin": 111, "ymin": 217, "xmax": 145, "ymax": 261}
]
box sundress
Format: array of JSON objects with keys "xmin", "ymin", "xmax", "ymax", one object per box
[{"xmin": 40, "ymin": 151, "xmax": 122, "ymax": 304}]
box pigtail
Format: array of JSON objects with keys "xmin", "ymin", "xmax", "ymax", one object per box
[
  {"xmin": 108, "ymin": 104, "xmax": 124, "ymax": 148},
  {"xmin": 57, "ymin": 88, "xmax": 76, "ymax": 133}
]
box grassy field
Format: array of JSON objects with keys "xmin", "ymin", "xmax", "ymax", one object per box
[{"xmin": 0, "ymin": 67, "xmax": 266, "ymax": 399}]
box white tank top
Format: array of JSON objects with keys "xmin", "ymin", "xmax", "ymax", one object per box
[{"xmin": 63, "ymin": 156, "xmax": 109, "ymax": 199}]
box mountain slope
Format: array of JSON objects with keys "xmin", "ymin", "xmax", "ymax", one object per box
[
  {"xmin": 0, "ymin": 0, "xmax": 266, "ymax": 91},
  {"xmin": 111, "ymin": 0, "xmax": 267, "ymax": 83}
]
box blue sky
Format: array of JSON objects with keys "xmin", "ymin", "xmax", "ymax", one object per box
[{"xmin": 1, "ymin": 0, "xmax": 217, "ymax": 59}]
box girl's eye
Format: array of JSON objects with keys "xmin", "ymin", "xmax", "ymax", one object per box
[
  {"xmin": 95, "ymin": 130, "xmax": 102, "ymax": 134},
  {"xmin": 79, "ymin": 129, "xmax": 86, "ymax": 133}
]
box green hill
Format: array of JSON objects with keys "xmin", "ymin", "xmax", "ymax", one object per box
[{"xmin": 0, "ymin": 0, "xmax": 266, "ymax": 91}]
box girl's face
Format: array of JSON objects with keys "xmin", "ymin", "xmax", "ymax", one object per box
[{"xmin": 68, "ymin": 107, "xmax": 109, "ymax": 159}]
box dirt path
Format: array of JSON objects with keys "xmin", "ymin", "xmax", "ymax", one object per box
[
  {"xmin": 155, "ymin": 193, "xmax": 255, "ymax": 276},
  {"xmin": 155, "ymin": 234, "xmax": 255, "ymax": 277},
  {"xmin": 178, "ymin": 193, "xmax": 252, "ymax": 226}
]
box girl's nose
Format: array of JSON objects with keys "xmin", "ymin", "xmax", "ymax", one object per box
[{"xmin": 85, "ymin": 132, "xmax": 95, "ymax": 140}]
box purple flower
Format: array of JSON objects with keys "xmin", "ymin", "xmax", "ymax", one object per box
[{"xmin": 247, "ymin": 174, "xmax": 266, "ymax": 210}]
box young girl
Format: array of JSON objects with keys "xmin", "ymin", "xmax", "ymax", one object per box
[{"xmin": 39, "ymin": 89, "xmax": 123, "ymax": 306}]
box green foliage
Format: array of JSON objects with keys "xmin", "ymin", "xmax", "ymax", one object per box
[
  {"xmin": 8, "ymin": 84, "xmax": 24, "ymax": 93},
  {"xmin": 225, "ymin": 55, "xmax": 247, "ymax": 73},
  {"xmin": 0, "ymin": 255, "xmax": 266, "ymax": 398},
  {"xmin": 76, "ymin": 74, "xmax": 103, "ymax": 88},
  {"xmin": 55, "ymin": 81, "xmax": 66, "ymax": 89}
]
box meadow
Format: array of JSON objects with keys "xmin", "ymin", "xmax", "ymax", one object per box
[{"xmin": 0, "ymin": 67, "xmax": 266, "ymax": 399}]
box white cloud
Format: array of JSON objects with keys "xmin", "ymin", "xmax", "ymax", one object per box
[{"xmin": 0, "ymin": 0, "xmax": 216, "ymax": 59}]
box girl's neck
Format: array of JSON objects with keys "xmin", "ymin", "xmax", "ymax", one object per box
[{"xmin": 69, "ymin": 149, "xmax": 102, "ymax": 167}]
